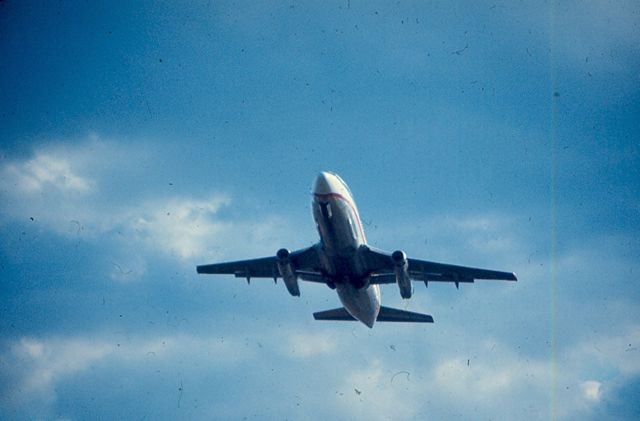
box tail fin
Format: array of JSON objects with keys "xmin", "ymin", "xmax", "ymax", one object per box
[{"xmin": 313, "ymin": 306, "xmax": 433, "ymax": 323}]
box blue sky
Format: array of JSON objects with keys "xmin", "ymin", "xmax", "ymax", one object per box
[{"xmin": 1, "ymin": 1, "xmax": 639, "ymax": 419}]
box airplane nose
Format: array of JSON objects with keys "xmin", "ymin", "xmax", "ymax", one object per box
[{"xmin": 313, "ymin": 172, "xmax": 333, "ymax": 194}]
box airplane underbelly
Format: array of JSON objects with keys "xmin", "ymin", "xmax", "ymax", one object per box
[
  {"xmin": 314, "ymin": 199, "xmax": 362, "ymax": 255},
  {"xmin": 336, "ymin": 283, "xmax": 381, "ymax": 328}
]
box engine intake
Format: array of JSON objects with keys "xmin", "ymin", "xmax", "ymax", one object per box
[
  {"xmin": 392, "ymin": 250, "xmax": 412, "ymax": 299},
  {"xmin": 392, "ymin": 250, "xmax": 407, "ymax": 265},
  {"xmin": 276, "ymin": 248, "xmax": 300, "ymax": 297}
]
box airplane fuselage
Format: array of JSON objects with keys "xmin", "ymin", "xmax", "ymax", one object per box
[{"xmin": 311, "ymin": 172, "xmax": 381, "ymax": 327}]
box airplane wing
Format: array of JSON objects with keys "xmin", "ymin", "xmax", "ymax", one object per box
[
  {"xmin": 363, "ymin": 246, "xmax": 517, "ymax": 285},
  {"xmin": 196, "ymin": 245, "xmax": 324, "ymax": 282}
]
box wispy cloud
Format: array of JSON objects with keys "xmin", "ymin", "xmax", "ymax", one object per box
[
  {"xmin": 1, "ymin": 152, "xmax": 93, "ymax": 194},
  {"xmin": 0, "ymin": 138, "xmax": 295, "ymax": 277},
  {"xmin": 368, "ymin": 211, "xmax": 532, "ymax": 272},
  {"xmin": 127, "ymin": 196, "xmax": 232, "ymax": 260},
  {"xmin": 331, "ymin": 324, "xmax": 640, "ymax": 421},
  {"xmin": 337, "ymin": 358, "xmax": 421, "ymax": 420},
  {"xmin": 0, "ymin": 333, "xmax": 253, "ymax": 416},
  {"xmin": 1, "ymin": 337, "xmax": 112, "ymax": 409},
  {"xmin": 285, "ymin": 332, "xmax": 338, "ymax": 358}
]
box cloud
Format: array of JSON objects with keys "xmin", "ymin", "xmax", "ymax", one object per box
[
  {"xmin": 127, "ymin": 196, "xmax": 232, "ymax": 260},
  {"xmin": 432, "ymin": 355, "xmax": 543, "ymax": 400},
  {"xmin": 581, "ymin": 380, "xmax": 602, "ymax": 402},
  {"xmin": 116, "ymin": 195, "xmax": 294, "ymax": 266},
  {"xmin": 1, "ymin": 337, "xmax": 112, "ymax": 410},
  {"xmin": 2, "ymin": 152, "xmax": 93, "ymax": 194},
  {"xmin": 329, "ymin": 323, "xmax": 640, "ymax": 421},
  {"xmin": 565, "ymin": 325, "xmax": 640, "ymax": 378},
  {"xmin": 0, "ymin": 333, "xmax": 253, "ymax": 417},
  {"xmin": 369, "ymin": 212, "xmax": 531, "ymax": 274},
  {"xmin": 337, "ymin": 358, "xmax": 421, "ymax": 420},
  {"xmin": 2, "ymin": 323, "xmax": 638, "ymax": 420},
  {"xmin": 285, "ymin": 332, "xmax": 338, "ymax": 358},
  {"xmin": 0, "ymin": 138, "xmax": 118, "ymax": 236},
  {"xmin": 0, "ymin": 138, "xmax": 295, "ymax": 277}
]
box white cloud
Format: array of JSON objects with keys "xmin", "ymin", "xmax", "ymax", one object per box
[
  {"xmin": 2, "ymin": 152, "xmax": 93, "ymax": 194},
  {"xmin": 119, "ymin": 195, "xmax": 295, "ymax": 264},
  {"xmin": 434, "ymin": 356, "xmax": 527, "ymax": 398},
  {"xmin": 1, "ymin": 139, "xmax": 114, "ymax": 237},
  {"xmin": 370, "ymin": 212, "xmax": 529, "ymax": 273},
  {"xmin": 285, "ymin": 332, "xmax": 337, "ymax": 358},
  {"xmin": 337, "ymin": 358, "xmax": 421, "ymax": 421},
  {"xmin": 565, "ymin": 325, "xmax": 640, "ymax": 378},
  {"xmin": 330, "ymin": 323, "xmax": 640, "ymax": 421},
  {"xmin": 128, "ymin": 196, "xmax": 232, "ymax": 260},
  {"xmin": 0, "ymin": 139, "xmax": 295, "ymax": 277},
  {"xmin": 581, "ymin": 380, "xmax": 602, "ymax": 402},
  {"xmin": 1, "ymin": 333, "xmax": 253, "ymax": 414},
  {"xmin": 3, "ymin": 337, "xmax": 112, "ymax": 407},
  {"xmin": 3, "ymin": 323, "xmax": 638, "ymax": 421}
]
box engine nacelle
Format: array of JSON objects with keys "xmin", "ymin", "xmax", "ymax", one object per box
[
  {"xmin": 392, "ymin": 250, "xmax": 412, "ymax": 299},
  {"xmin": 276, "ymin": 248, "xmax": 300, "ymax": 297}
]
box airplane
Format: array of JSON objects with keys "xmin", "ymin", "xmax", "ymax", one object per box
[{"xmin": 197, "ymin": 172, "xmax": 517, "ymax": 328}]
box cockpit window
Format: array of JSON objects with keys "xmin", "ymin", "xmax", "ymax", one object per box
[{"xmin": 320, "ymin": 201, "xmax": 332, "ymax": 218}]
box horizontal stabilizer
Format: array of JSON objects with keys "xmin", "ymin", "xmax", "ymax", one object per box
[
  {"xmin": 313, "ymin": 306, "xmax": 433, "ymax": 323},
  {"xmin": 377, "ymin": 306, "xmax": 434, "ymax": 323},
  {"xmin": 313, "ymin": 307, "xmax": 354, "ymax": 321}
]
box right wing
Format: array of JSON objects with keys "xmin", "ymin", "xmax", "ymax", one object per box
[
  {"xmin": 362, "ymin": 246, "xmax": 517, "ymax": 285},
  {"xmin": 196, "ymin": 245, "xmax": 324, "ymax": 282},
  {"xmin": 406, "ymin": 258, "xmax": 517, "ymax": 283}
]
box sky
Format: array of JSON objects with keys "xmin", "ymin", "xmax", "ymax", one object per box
[{"xmin": 0, "ymin": 0, "xmax": 639, "ymax": 419}]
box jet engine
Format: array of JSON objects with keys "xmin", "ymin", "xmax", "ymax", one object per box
[
  {"xmin": 392, "ymin": 250, "xmax": 412, "ymax": 299},
  {"xmin": 276, "ymin": 248, "xmax": 300, "ymax": 296}
]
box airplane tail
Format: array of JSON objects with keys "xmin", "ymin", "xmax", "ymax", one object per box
[{"xmin": 313, "ymin": 306, "xmax": 434, "ymax": 323}]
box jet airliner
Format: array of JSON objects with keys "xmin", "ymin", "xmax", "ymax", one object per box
[{"xmin": 197, "ymin": 172, "xmax": 517, "ymax": 328}]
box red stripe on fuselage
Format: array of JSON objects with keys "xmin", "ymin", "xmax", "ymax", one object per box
[{"xmin": 313, "ymin": 192, "xmax": 367, "ymax": 243}]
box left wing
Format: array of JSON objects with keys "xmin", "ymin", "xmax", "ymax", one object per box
[
  {"xmin": 196, "ymin": 245, "xmax": 324, "ymax": 282},
  {"xmin": 362, "ymin": 246, "xmax": 517, "ymax": 286}
]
